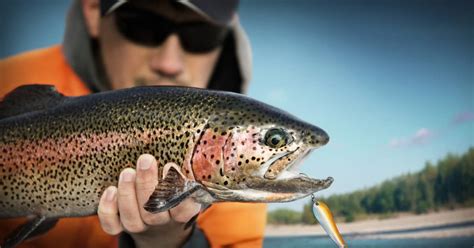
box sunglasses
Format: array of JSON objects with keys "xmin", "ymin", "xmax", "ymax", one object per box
[{"xmin": 114, "ymin": 5, "xmax": 229, "ymax": 54}]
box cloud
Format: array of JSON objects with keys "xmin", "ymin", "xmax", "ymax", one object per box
[
  {"xmin": 452, "ymin": 111, "xmax": 474, "ymax": 125},
  {"xmin": 389, "ymin": 128, "xmax": 434, "ymax": 148},
  {"xmin": 411, "ymin": 128, "xmax": 433, "ymax": 144},
  {"xmin": 389, "ymin": 111, "xmax": 471, "ymax": 149}
]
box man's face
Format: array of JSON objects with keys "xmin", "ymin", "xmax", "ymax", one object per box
[{"xmin": 91, "ymin": 1, "xmax": 225, "ymax": 89}]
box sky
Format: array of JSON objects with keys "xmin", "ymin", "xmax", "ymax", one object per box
[{"xmin": 0, "ymin": 0, "xmax": 473, "ymax": 211}]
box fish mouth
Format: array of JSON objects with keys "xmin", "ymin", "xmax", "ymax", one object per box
[
  {"xmin": 262, "ymin": 146, "xmax": 311, "ymax": 180},
  {"xmin": 251, "ymin": 146, "xmax": 333, "ymax": 199}
]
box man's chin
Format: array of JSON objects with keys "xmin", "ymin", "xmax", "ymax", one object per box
[{"xmin": 134, "ymin": 78, "xmax": 187, "ymax": 87}]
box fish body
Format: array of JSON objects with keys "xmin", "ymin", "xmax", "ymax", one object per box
[
  {"xmin": 0, "ymin": 84, "xmax": 331, "ymax": 219},
  {"xmin": 312, "ymin": 200, "xmax": 346, "ymax": 248}
]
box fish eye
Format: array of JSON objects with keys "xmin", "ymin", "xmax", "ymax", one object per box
[{"xmin": 264, "ymin": 128, "xmax": 291, "ymax": 148}]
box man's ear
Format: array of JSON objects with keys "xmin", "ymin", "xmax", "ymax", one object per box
[{"xmin": 82, "ymin": 0, "xmax": 101, "ymax": 38}]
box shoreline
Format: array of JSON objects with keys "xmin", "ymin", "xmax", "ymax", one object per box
[{"xmin": 265, "ymin": 207, "xmax": 474, "ymax": 239}]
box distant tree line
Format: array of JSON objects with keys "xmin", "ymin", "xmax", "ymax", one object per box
[{"xmin": 268, "ymin": 148, "xmax": 474, "ymax": 224}]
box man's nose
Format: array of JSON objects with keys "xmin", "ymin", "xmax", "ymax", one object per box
[{"xmin": 149, "ymin": 34, "xmax": 184, "ymax": 78}]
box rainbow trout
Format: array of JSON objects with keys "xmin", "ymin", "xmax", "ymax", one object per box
[{"xmin": 0, "ymin": 85, "xmax": 332, "ymax": 246}]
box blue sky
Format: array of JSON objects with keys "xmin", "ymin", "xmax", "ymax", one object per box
[{"xmin": 1, "ymin": 0, "xmax": 472, "ymax": 211}]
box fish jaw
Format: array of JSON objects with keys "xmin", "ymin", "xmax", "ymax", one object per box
[{"xmin": 202, "ymin": 175, "xmax": 333, "ymax": 202}]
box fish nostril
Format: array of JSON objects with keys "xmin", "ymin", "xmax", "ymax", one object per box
[
  {"xmin": 306, "ymin": 129, "xmax": 330, "ymax": 146},
  {"xmin": 323, "ymin": 134, "xmax": 330, "ymax": 145},
  {"xmin": 320, "ymin": 132, "xmax": 330, "ymax": 145},
  {"xmin": 315, "ymin": 131, "xmax": 329, "ymax": 146}
]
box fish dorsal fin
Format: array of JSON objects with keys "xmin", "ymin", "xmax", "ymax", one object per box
[{"xmin": 0, "ymin": 84, "xmax": 66, "ymax": 119}]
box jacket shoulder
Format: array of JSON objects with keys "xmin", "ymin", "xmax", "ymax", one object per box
[{"xmin": 0, "ymin": 46, "xmax": 89, "ymax": 97}]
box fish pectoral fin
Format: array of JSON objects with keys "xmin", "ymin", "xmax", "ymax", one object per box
[
  {"xmin": 144, "ymin": 166, "xmax": 203, "ymax": 213},
  {"xmin": 1, "ymin": 216, "xmax": 58, "ymax": 248}
]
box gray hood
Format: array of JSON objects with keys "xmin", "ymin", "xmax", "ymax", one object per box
[{"xmin": 62, "ymin": 0, "xmax": 252, "ymax": 94}]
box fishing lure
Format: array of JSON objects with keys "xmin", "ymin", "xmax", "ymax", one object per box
[{"xmin": 311, "ymin": 194, "xmax": 347, "ymax": 247}]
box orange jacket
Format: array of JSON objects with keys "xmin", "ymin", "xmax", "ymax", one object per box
[{"xmin": 0, "ymin": 45, "xmax": 267, "ymax": 248}]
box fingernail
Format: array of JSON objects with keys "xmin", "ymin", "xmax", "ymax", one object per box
[
  {"xmin": 121, "ymin": 170, "xmax": 134, "ymax": 182},
  {"xmin": 105, "ymin": 187, "xmax": 116, "ymax": 202},
  {"xmin": 138, "ymin": 156, "xmax": 151, "ymax": 170}
]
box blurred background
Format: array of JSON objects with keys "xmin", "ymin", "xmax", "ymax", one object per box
[{"xmin": 1, "ymin": 0, "xmax": 473, "ymax": 246}]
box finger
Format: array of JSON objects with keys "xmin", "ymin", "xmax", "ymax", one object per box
[
  {"xmin": 135, "ymin": 154, "xmax": 171, "ymax": 225},
  {"xmin": 117, "ymin": 168, "xmax": 146, "ymax": 233},
  {"xmin": 97, "ymin": 186, "xmax": 123, "ymax": 235},
  {"xmin": 169, "ymin": 198, "xmax": 201, "ymax": 223}
]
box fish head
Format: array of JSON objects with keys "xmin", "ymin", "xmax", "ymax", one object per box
[{"xmin": 191, "ymin": 93, "xmax": 333, "ymax": 202}]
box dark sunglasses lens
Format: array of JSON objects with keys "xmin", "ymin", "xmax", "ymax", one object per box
[
  {"xmin": 114, "ymin": 6, "xmax": 171, "ymax": 47},
  {"xmin": 180, "ymin": 23, "xmax": 228, "ymax": 53},
  {"xmin": 114, "ymin": 5, "xmax": 228, "ymax": 53}
]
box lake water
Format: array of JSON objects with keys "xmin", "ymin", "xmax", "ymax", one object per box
[{"xmin": 264, "ymin": 236, "xmax": 474, "ymax": 247}]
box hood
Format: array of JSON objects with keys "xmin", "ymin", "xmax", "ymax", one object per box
[{"xmin": 62, "ymin": 0, "xmax": 252, "ymax": 94}]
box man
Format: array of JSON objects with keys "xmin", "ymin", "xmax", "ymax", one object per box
[{"xmin": 0, "ymin": 0, "xmax": 267, "ymax": 247}]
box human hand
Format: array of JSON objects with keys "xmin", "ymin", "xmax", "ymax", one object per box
[{"xmin": 97, "ymin": 154, "xmax": 202, "ymax": 248}]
